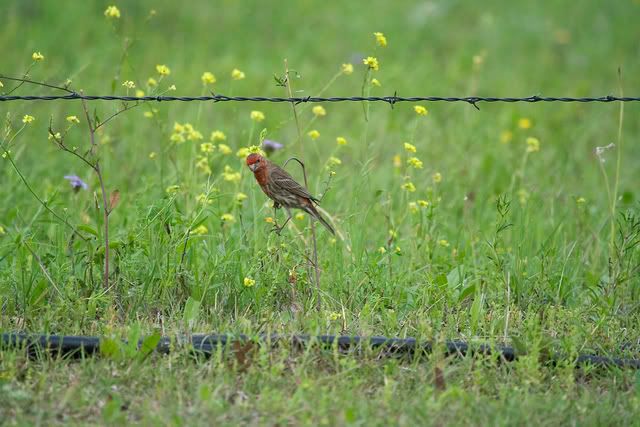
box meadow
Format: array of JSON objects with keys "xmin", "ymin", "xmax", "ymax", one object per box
[{"xmin": 1, "ymin": 1, "xmax": 639, "ymax": 425}]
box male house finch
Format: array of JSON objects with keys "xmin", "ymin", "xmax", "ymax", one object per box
[{"xmin": 246, "ymin": 153, "xmax": 335, "ymax": 235}]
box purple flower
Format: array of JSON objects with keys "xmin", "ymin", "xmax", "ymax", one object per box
[
  {"xmin": 64, "ymin": 175, "xmax": 88, "ymax": 192},
  {"xmin": 262, "ymin": 139, "xmax": 283, "ymax": 154}
]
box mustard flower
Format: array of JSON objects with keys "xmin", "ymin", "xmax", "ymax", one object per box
[
  {"xmin": 393, "ymin": 155, "xmax": 402, "ymax": 168},
  {"xmin": 174, "ymin": 122, "xmax": 185, "ymax": 133},
  {"xmin": 200, "ymin": 142, "xmax": 215, "ymax": 153},
  {"xmin": 518, "ymin": 118, "xmax": 532, "ymax": 129},
  {"xmin": 407, "ymin": 157, "xmax": 423, "ymax": 169},
  {"xmin": 373, "ymin": 32, "xmax": 387, "ymax": 47},
  {"xmin": 328, "ymin": 157, "xmax": 342, "ymax": 167},
  {"xmin": 576, "ymin": 197, "xmax": 586, "ymax": 204},
  {"xmin": 363, "ymin": 56, "xmax": 379, "ymax": 71},
  {"xmin": 250, "ymin": 110, "xmax": 265, "ymax": 122},
  {"xmin": 149, "ymin": 152, "xmax": 157, "ymax": 159},
  {"xmin": 122, "ymin": 80, "xmax": 135, "ymax": 89},
  {"xmin": 236, "ymin": 147, "xmax": 250, "ymax": 158},
  {"xmin": 371, "ymin": 78, "xmax": 381, "ymax": 87},
  {"xmin": 22, "ymin": 115, "xmax": 35, "ymax": 124},
  {"xmin": 156, "ymin": 64, "xmax": 171, "ymax": 76},
  {"xmin": 195, "ymin": 156, "xmax": 211, "ymax": 175},
  {"xmin": 312, "ymin": 105, "xmax": 327, "ymax": 117},
  {"xmin": 168, "ymin": 84, "xmax": 176, "ymax": 91},
  {"xmin": 135, "ymin": 89, "xmax": 145, "ymax": 97},
  {"xmin": 409, "ymin": 202, "xmax": 418, "ymax": 213},
  {"xmin": 377, "ymin": 246, "xmax": 386, "ymax": 254},
  {"xmin": 192, "ymin": 225, "xmax": 208, "ymax": 235},
  {"xmin": 32, "ymin": 52, "xmax": 44, "ymax": 61},
  {"xmin": 500, "ymin": 130, "xmax": 513, "ymax": 144},
  {"xmin": 222, "ymin": 165, "xmax": 241, "ymax": 182},
  {"xmin": 165, "ymin": 185, "xmax": 180, "ymax": 195},
  {"xmin": 295, "ymin": 212, "xmax": 305, "ymax": 221},
  {"xmin": 336, "ymin": 136, "xmax": 347, "ymax": 146},
  {"xmin": 147, "ymin": 77, "xmax": 158, "ymax": 87},
  {"xmin": 248, "ymin": 145, "xmax": 265, "ymax": 155},
  {"xmin": 143, "ymin": 111, "xmax": 154, "ymax": 118},
  {"xmin": 403, "ymin": 142, "xmax": 416, "ymax": 153},
  {"xmin": 196, "ymin": 193, "xmax": 212, "ymax": 205},
  {"xmin": 221, "ymin": 213, "xmax": 236, "ymax": 222},
  {"xmin": 187, "ymin": 129, "xmax": 203, "ymax": 141},
  {"xmin": 395, "ymin": 246, "xmax": 402, "ymax": 254},
  {"xmin": 66, "ymin": 115, "xmax": 80, "ymax": 124},
  {"xmin": 526, "ymin": 137, "xmax": 540, "ymax": 153},
  {"xmin": 389, "ymin": 229, "xmax": 397, "ymax": 238},
  {"xmin": 48, "ymin": 132, "xmax": 61, "ymax": 140},
  {"xmin": 201, "ymin": 71, "xmax": 216, "ymax": 85},
  {"xmin": 417, "ymin": 199, "xmax": 429, "ymax": 207},
  {"xmin": 104, "ymin": 5, "xmax": 121, "ymax": 18},
  {"xmin": 231, "ymin": 68, "xmax": 245, "ymax": 80},
  {"xmin": 218, "ymin": 143, "xmax": 232, "ymax": 155},
  {"xmin": 235, "ymin": 192, "xmax": 248, "ymax": 203},
  {"xmin": 210, "ymin": 130, "xmax": 226, "ymax": 141},
  {"xmin": 438, "ymin": 239, "xmax": 450, "ymax": 247},
  {"xmin": 264, "ymin": 217, "xmax": 274, "ymax": 224},
  {"xmin": 170, "ymin": 133, "xmax": 186, "ymax": 144},
  {"xmin": 432, "ymin": 172, "xmax": 442, "ymax": 184},
  {"xmin": 401, "ymin": 182, "xmax": 416, "ymax": 192},
  {"xmin": 414, "ymin": 105, "xmax": 428, "ymax": 116},
  {"xmin": 327, "ymin": 312, "xmax": 341, "ymax": 321},
  {"xmin": 243, "ymin": 277, "xmax": 256, "ymax": 287},
  {"xmin": 307, "ymin": 129, "xmax": 320, "ymax": 140},
  {"xmin": 341, "ymin": 63, "xmax": 354, "ymax": 75}
]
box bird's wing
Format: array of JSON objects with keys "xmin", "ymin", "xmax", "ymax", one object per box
[{"xmin": 270, "ymin": 165, "xmax": 318, "ymax": 202}]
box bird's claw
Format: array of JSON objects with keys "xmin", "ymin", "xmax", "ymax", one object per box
[{"xmin": 270, "ymin": 224, "xmax": 284, "ymax": 235}]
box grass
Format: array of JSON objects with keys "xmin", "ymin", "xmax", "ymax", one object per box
[{"xmin": 1, "ymin": 0, "xmax": 640, "ymax": 424}]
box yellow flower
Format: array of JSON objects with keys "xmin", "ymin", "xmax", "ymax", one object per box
[
  {"xmin": 312, "ymin": 105, "xmax": 327, "ymax": 117},
  {"xmin": 104, "ymin": 5, "xmax": 121, "ymax": 18},
  {"xmin": 236, "ymin": 147, "xmax": 250, "ymax": 158},
  {"xmin": 438, "ymin": 239, "xmax": 450, "ymax": 247},
  {"xmin": 168, "ymin": 84, "xmax": 176, "ymax": 91},
  {"xmin": 373, "ymin": 32, "xmax": 387, "ymax": 47},
  {"xmin": 66, "ymin": 115, "xmax": 80, "ymax": 124},
  {"xmin": 149, "ymin": 152, "xmax": 157, "ymax": 159},
  {"xmin": 22, "ymin": 115, "xmax": 35, "ymax": 124},
  {"xmin": 210, "ymin": 130, "xmax": 226, "ymax": 141},
  {"xmin": 0, "ymin": 225, "xmax": 5, "ymax": 235},
  {"xmin": 32, "ymin": 52, "xmax": 45, "ymax": 61},
  {"xmin": 407, "ymin": 157, "xmax": 423, "ymax": 169},
  {"xmin": 250, "ymin": 110, "xmax": 265, "ymax": 122},
  {"xmin": 195, "ymin": 156, "xmax": 211, "ymax": 175},
  {"xmin": 363, "ymin": 56, "xmax": 379, "ymax": 71},
  {"xmin": 389, "ymin": 229, "xmax": 397, "ymax": 238},
  {"xmin": 417, "ymin": 199, "xmax": 429, "ymax": 207},
  {"xmin": 48, "ymin": 132, "xmax": 61, "ymax": 140},
  {"xmin": 500, "ymin": 130, "xmax": 513, "ymax": 144},
  {"xmin": 143, "ymin": 111, "xmax": 154, "ymax": 118},
  {"xmin": 403, "ymin": 142, "xmax": 417, "ymax": 153},
  {"xmin": 200, "ymin": 142, "xmax": 215, "ymax": 153},
  {"xmin": 295, "ymin": 212, "xmax": 305, "ymax": 221},
  {"xmin": 221, "ymin": 213, "xmax": 236, "ymax": 223},
  {"xmin": 156, "ymin": 64, "xmax": 171, "ymax": 76},
  {"xmin": 201, "ymin": 71, "xmax": 216, "ymax": 85},
  {"xmin": 165, "ymin": 185, "xmax": 180, "ymax": 195},
  {"xmin": 147, "ymin": 77, "xmax": 158, "ymax": 87},
  {"xmin": 401, "ymin": 182, "xmax": 416, "ymax": 192},
  {"xmin": 187, "ymin": 129, "xmax": 203, "ymax": 141},
  {"xmin": 517, "ymin": 188, "xmax": 530, "ymax": 205},
  {"xmin": 336, "ymin": 136, "xmax": 347, "ymax": 146},
  {"xmin": 341, "ymin": 63, "xmax": 354, "ymax": 75},
  {"xmin": 248, "ymin": 145, "xmax": 265, "ymax": 155},
  {"xmin": 328, "ymin": 156, "xmax": 342, "ymax": 167},
  {"xmin": 576, "ymin": 197, "xmax": 586, "ymax": 204},
  {"xmin": 231, "ymin": 68, "xmax": 246, "ymax": 80},
  {"xmin": 218, "ymin": 143, "xmax": 232, "ymax": 155},
  {"xmin": 235, "ymin": 192, "xmax": 248, "ymax": 203},
  {"xmin": 409, "ymin": 202, "xmax": 418, "ymax": 213},
  {"xmin": 192, "ymin": 225, "xmax": 208, "ymax": 235},
  {"xmin": 377, "ymin": 246, "xmax": 386, "ymax": 254},
  {"xmin": 170, "ymin": 132, "xmax": 185, "ymax": 144},
  {"xmin": 196, "ymin": 193, "xmax": 211, "ymax": 204},
  {"xmin": 173, "ymin": 122, "xmax": 185, "ymax": 133},
  {"xmin": 122, "ymin": 80, "xmax": 135, "ymax": 89},
  {"xmin": 307, "ymin": 130, "xmax": 320, "ymax": 140},
  {"xmin": 518, "ymin": 118, "xmax": 532, "ymax": 129},
  {"xmin": 264, "ymin": 217, "xmax": 274, "ymax": 224},
  {"xmin": 1, "ymin": 150, "xmax": 10, "ymax": 159},
  {"xmin": 432, "ymin": 172, "xmax": 442, "ymax": 184},
  {"xmin": 395, "ymin": 246, "xmax": 402, "ymax": 254},
  {"xmin": 371, "ymin": 78, "xmax": 381, "ymax": 87},
  {"xmin": 327, "ymin": 311, "xmax": 341, "ymax": 321},
  {"xmin": 243, "ymin": 277, "xmax": 256, "ymax": 287},
  {"xmin": 393, "ymin": 154, "xmax": 401, "ymax": 168},
  {"xmin": 414, "ymin": 105, "xmax": 428, "ymax": 116},
  {"xmin": 222, "ymin": 167, "xmax": 241, "ymax": 183},
  {"xmin": 526, "ymin": 137, "xmax": 540, "ymax": 153}
]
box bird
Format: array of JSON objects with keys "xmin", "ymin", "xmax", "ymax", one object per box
[{"xmin": 246, "ymin": 153, "xmax": 335, "ymax": 235}]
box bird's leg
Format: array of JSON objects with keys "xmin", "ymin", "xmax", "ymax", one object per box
[{"xmin": 271, "ymin": 207, "xmax": 292, "ymax": 235}]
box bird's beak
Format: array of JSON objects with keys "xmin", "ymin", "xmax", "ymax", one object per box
[{"xmin": 248, "ymin": 163, "xmax": 257, "ymax": 172}]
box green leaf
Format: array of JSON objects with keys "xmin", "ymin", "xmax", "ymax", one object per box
[
  {"xmin": 77, "ymin": 224, "xmax": 99, "ymax": 237},
  {"xmin": 138, "ymin": 331, "xmax": 161, "ymax": 361},
  {"xmin": 100, "ymin": 337, "xmax": 122, "ymax": 360},
  {"xmin": 183, "ymin": 297, "xmax": 201, "ymax": 329}
]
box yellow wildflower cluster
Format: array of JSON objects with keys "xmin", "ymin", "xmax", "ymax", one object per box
[
  {"xmin": 210, "ymin": 130, "xmax": 226, "ymax": 141},
  {"xmin": 438, "ymin": 239, "xmax": 450, "ymax": 247},
  {"xmin": 526, "ymin": 137, "xmax": 540, "ymax": 153},
  {"xmin": 66, "ymin": 115, "xmax": 80, "ymax": 124},
  {"xmin": 336, "ymin": 136, "xmax": 348, "ymax": 146},
  {"xmin": 201, "ymin": 71, "xmax": 216, "ymax": 85},
  {"xmin": 407, "ymin": 157, "xmax": 423, "ymax": 169},
  {"xmin": 312, "ymin": 105, "xmax": 327, "ymax": 117},
  {"xmin": 156, "ymin": 64, "xmax": 171, "ymax": 76},
  {"xmin": 341, "ymin": 63, "xmax": 354, "ymax": 75},
  {"xmin": 104, "ymin": 5, "xmax": 121, "ymax": 18},
  {"xmin": 122, "ymin": 80, "xmax": 135, "ymax": 89},
  {"xmin": 327, "ymin": 156, "xmax": 342, "ymax": 167},
  {"xmin": 22, "ymin": 115, "xmax": 35, "ymax": 124},
  {"xmin": 500, "ymin": 130, "xmax": 513, "ymax": 144},
  {"xmin": 373, "ymin": 32, "xmax": 387, "ymax": 47},
  {"xmin": 401, "ymin": 182, "xmax": 416, "ymax": 192},
  {"xmin": 250, "ymin": 110, "xmax": 265, "ymax": 122},
  {"xmin": 432, "ymin": 172, "xmax": 442, "ymax": 184},
  {"xmin": 236, "ymin": 147, "xmax": 250, "ymax": 158},
  {"xmin": 363, "ymin": 56, "xmax": 379, "ymax": 71},
  {"xmin": 222, "ymin": 165, "xmax": 241, "ymax": 182},
  {"xmin": 371, "ymin": 78, "xmax": 381, "ymax": 87},
  {"xmin": 518, "ymin": 118, "xmax": 532, "ymax": 129},
  {"xmin": 403, "ymin": 142, "xmax": 416, "ymax": 153},
  {"xmin": 218, "ymin": 143, "xmax": 232, "ymax": 155},
  {"xmin": 32, "ymin": 52, "xmax": 45, "ymax": 61},
  {"xmin": 243, "ymin": 277, "xmax": 256, "ymax": 287},
  {"xmin": 196, "ymin": 193, "xmax": 213, "ymax": 205},
  {"xmin": 231, "ymin": 69, "xmax": 245, "ymax": 80},
  {"xmin": 170, "ymin": 122, "xmax": 203, "ymax": 143},
  {"xmin": 235, "ymin": 192, "xmax": 248, "ymax": 203},
  {"xmin": 195, "ymin": 156, "xmax": 211, "ymax": 175},
  {"xmin": 192, "ymin": 225, "xmax": 208, "ymax": 235},
  {"xmin": 221, "ymin": 213, "xmax": 235, "ymax": 223},
  {"xmin": 295, "ymin": 212, "xmax": 305, "ymax": 221},
  {"xmin": 414, "ymin": 105, "xmax": 428, "ymax": 116},
  {"xmin": 307, "ymin": 130, "xmax": 320, "ymax": 140},
  {"xmin": 147, "ymin": 77, "xmax": 158, "ymax": 87},
  {"xmin": 165, "ymin": 185, "xmax": 180, "ymax": 195},
  {"xmin": 200, "ymin": 142, "xmax": 215, "ymax": 153},
  {"xmin": 327, "ymin": 311, "xmax": 342, "ymax": 321}
]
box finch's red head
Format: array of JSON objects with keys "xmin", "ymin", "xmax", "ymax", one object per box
[{"xmin": 246, "ymin": 153, "xmax": 265, "ymax": 172}]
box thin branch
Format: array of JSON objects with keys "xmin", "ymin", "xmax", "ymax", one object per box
[{"xmin": 0, "ymin": 73, "xmax": 75, "ymax": 94}]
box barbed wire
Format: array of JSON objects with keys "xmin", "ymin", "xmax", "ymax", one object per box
[{"xmin": 1, "ymin": 93, "xmax": 638, "ymax": 109}]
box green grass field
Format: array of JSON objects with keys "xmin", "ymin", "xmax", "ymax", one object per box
[{"xmin": 1, "ymin": 1, "xmax": 640, "ymax": 425}]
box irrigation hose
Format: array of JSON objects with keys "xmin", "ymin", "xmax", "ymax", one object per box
[{"xmin": 1, "ymin": 333, "xmax": 639, "ymax": 369}]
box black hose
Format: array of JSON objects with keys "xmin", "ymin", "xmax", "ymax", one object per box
[{"xmin": 1, "ymin": 333, "xmax": 638, "ymax": 369}]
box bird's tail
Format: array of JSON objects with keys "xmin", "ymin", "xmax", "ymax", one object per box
[{"xmin": 305, "ymin": 204, "xmax": 335, "ymax": 235}]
